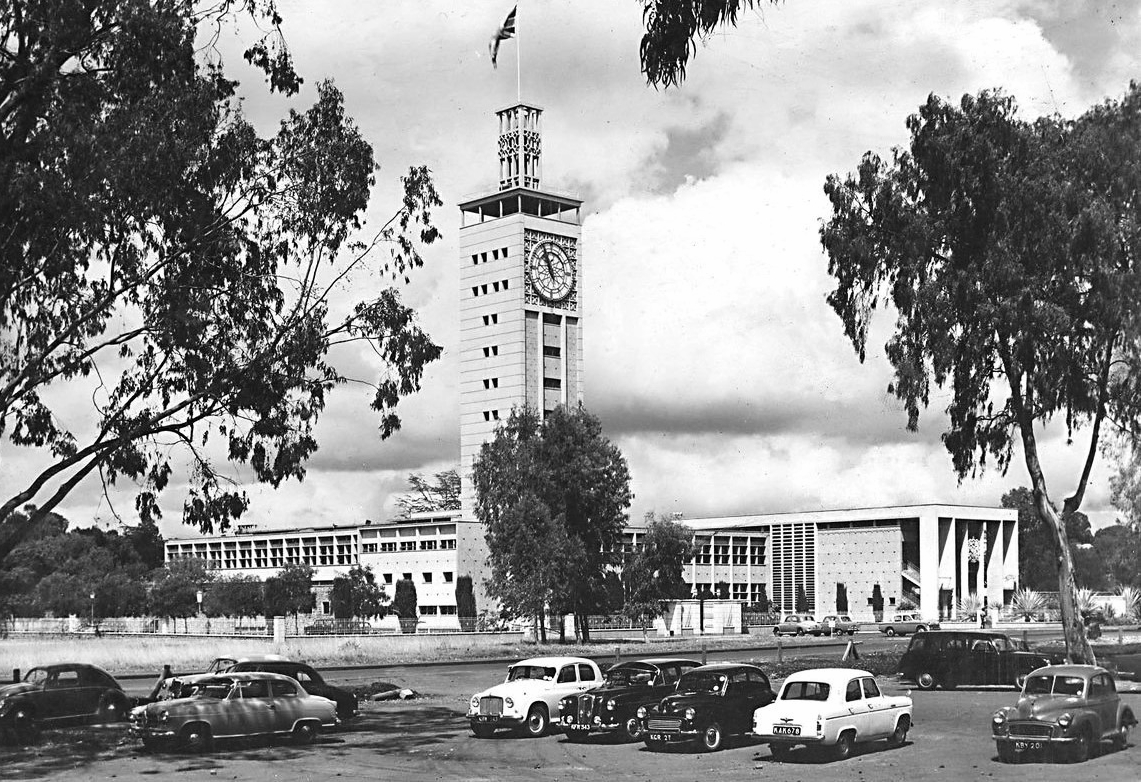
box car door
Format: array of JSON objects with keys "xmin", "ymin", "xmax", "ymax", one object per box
[
  {"xmin": 842, "ymin": 676, "xmax": 872, "ymax": 735},
  {"xmin": 40, "ymin": 667, "xmax": 86, "ymax": 721},
  {"xmin": 860, "ymin": 677, "xmax": 895, "ymax": 737},
  {"xmin": 269, "ymin": 678, "xmax": 308, "ymax": 732},
  {"xmin": 229, "ymin": 678, "xmax": 281, "ymax": 736},
  {"xmin": 1088, "ymin": 674, "xmax": 1117, "ymax": 738},
  {"xmin": 968, "ymin": 638, "xmax": 1000, "ymax": 685},
  {"xmin": 545, "ymin": 665, "xmax": 586, "ymax": 712}
]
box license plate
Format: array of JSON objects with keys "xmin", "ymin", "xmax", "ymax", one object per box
[
  {"xmin": 568, "ymin": 724, "xmax": 590, "ymax": 731},
  {"xmin": 649, "ymin": 733, "xmax": 676, "ymax": 742},
  {"xmin": 1013, "ymin": 740, "xmax": 1041, "ymax": 752},
  {"xmin": 477, "ymin": 715, "xmax": 499, "ymax": 723},
  {"xmin": 772, "ymin": 725, "xmax": 801, "ymax": 736}
]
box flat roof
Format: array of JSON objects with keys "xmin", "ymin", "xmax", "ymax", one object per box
[{"xmin": 682, "ymin": 504, "xmax": 1017, "ymax": 531}]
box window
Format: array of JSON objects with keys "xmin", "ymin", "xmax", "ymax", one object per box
[
  {"xmin": 845, "ymin": 679, "xmax": 862, "ymax": 702},
  {"xmin": 440, "ymin": 605, "xmax": 457, "ymax": 615},
  {"xmin": 471, "ymin": 286, "xmax": 479, "ymax": 296},
  {"xmin": 403, "ymin": 573, "xmax": 412, "ymax": 581},
  {"xmin": 481, "ymin": 252, "xmax": 487, "ymax": 263},
  {"xmin": 399, "ymin": 541, "xmax": 416, "ymax": 551},
  {"xmin": 237, "ymin": 680, "xmax": 270, "ymax": 699},
  {"xmin": 471, "ymin": 254, "xmax": 478, "ymax": 265},
  {"xmin": 361, "ymin": 543, "xmax": 378, "ymax": 553},
  {"xmin": 422, "ymin": 572, "xmax": 433, "ymax": 583},
  {"xmin": 503, "ymin": 279, "xmax": 509, "ymax": 289},
  {"xmin": 443, "ymin": 571, "xmax": 454, "ymax": 583},
  {"xmin": 861, "ymin": 678, "xmax": 881, "ymax": 699},
  {"xmin": 383, "ymin": 574, "xmax": 393, "ymax": 584},
  {"xmin": 557, "ymin": 666, "xmax": 576, "ymax": 684},
  {"xmin": 379, "ymin": 542, "xmax": 396, "ymax": 552},
  {"xmin": 492, "ymin": 249, "xmax": 499, "ymax": 260},
  {"xmin": 270, "ymin": 680, "xmax": 299, "ymax": 698},
  {"xmin": 543, "ymin": 345, "xmax": 561, "ymax": 357},
  {"xmin": 481, "ymin": 284, "xmax": 488, "ymax": 294},
  {"xmin": 420, "ymin": 540, "xmax": 438, "ymax": 551},
  {"xmin": 577, "ymin": 664, "xmax": 596, "ymax": 682},
  {"xmin": 420, "ymin": 605, "xmax": 438, "ymax": 615},
  {"xmin": 543, "ymin": 377, "xmax": 561, "ymax": 388},
  {"xmin": 322, "ymin": 601, "xmax": 331, "ymax": 614},
  {"xmin": 493, "ymin": 281, "xmax": 500, "ymax": 292},
  {"xmin": 781, "ymin": 681, "xmax": 831, "ymax": 701},
  {"xmin": 441, "ymin": 539, "xmax": 456, "ymax": 550},
  {"xmin": 482, "ymin": 313, "xmax": 499, "ymax": 326},
  {"xmin": 502, "ymin": 247, "xmax": 508, "ymax": 257}
]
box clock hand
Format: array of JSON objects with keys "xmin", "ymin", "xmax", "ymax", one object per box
[{"xmin": 544, "ymin": 253, "xmax": 555, "ymax": 278}]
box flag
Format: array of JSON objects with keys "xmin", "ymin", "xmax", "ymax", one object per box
[{"xmin": 489, "ymin": 5, "xmax": 516, "ymax": 68}]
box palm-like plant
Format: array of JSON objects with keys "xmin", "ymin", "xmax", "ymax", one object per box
[
  {"xmin": 957, "ymin": 593, "xmax": 982, "ymax": 618},
  {"xmin": 1118, "ymin": 586, "xmax": 1140, "ymax": 621},
  {"xmin": 1075, "ymin": 588, "xmax": 1098, "ymax": 615},
  {"xmin": 1011, "ymin": 588, "xmax": 1046, "ymax": 621}
]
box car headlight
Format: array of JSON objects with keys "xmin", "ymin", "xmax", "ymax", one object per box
[
  {"xmin": 470, "ymin": 696, "xmax": 479, "ymax": 709},
  {"xmin": 685, "ymin": 707, "xmax": 696, "ymax": 721},
  {"xmin": 637, "ymin": 706, "xmax": 647, "ymax": 719},
  {"xmin": 992, "ymin": 711, "xmax": 1006, "ymax": 725},
  {"xmin": 504, "ymin": 697, "xmax": 514, "ymax": 708},
  {"xmin": 606, "ymin": 699, "xmax": 617, "ymax": 711},
  {"xmin": 1057, "ymin": 713, "xmax": 1072, "ymax": 729},
  {"xmin": 158, "ymin": 710, "xmax": 169, "ymax": 723}
]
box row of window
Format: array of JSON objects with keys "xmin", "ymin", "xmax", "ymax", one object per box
[
  {"xmin": 168, "ymin": 552, "xmax": 353, "ymax": 568},
  {"xmin": 471, "ymin": 247, "xmax": 509, "ymax": 265},
  {"xmin": 362, "ymin": 539, "xmax": 457, "ymax": 553},
  {"xmin": 379, "ymin": 571, "xmax": 453, "ymax": 585},
  {"xmin": 691, "ymin": 544, "xmax": 767, "ymax": 565},
  {"xmin": 471, "ymin": 279, "xmax": 510, "ymax": 297},
  {"xmin": 482, "ymin": 345, "xmax": 499, "ymax": 357},
  {"xmin": 691, "ymin": 583, "xmax": 769, "ymax": 602},
  {"xmin": 481, "ymin": 313, "xmax": 499, "ymax": 326},
  {"xmin": 483, "ymin": 410, "xmax": 500, "ymax": 422},
  {"xmin": 483, "ymin": 378, "xmax": 499, "ymax": 389}
]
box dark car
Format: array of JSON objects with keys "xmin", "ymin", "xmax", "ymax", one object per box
[
  {"xmin": 0, "ymin": 663, "xmax": 130, "ymax": 743},
  {"xmin": 304, "ymin": 619, "xmax": 374, "ymax": 636},
  {"xmin": 897, "ymin": 630, "xmax": 1064, "ymax": 690},
  {"xmin": 557, "ymin": 658, "xmax": 700, "ymax": 741},
  {"xmin": 227, "ymin": 660, "xmax": 359, "ymax": 721},
  {"xmin": 638, "ymin": 663, "xmax": 776, "ymax": 751},
  {"xmin": 992, "ymin": 664, "xmax": 1136, "ymax": 763}
]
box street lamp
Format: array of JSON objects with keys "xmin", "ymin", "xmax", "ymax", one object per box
[
  {"xmin": 196, "ymin": 589, "xmax": 204, "ymax": 615},
  {"xmin": 89, "ymin": 591, "xmax": 95, "ymax": 626}
]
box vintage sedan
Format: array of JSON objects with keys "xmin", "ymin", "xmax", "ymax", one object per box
[
  {"xmin": 898, "ymin": 630, "xmax": 1062, "ymax": 690},
  {"xmin": 878, "ymin": 613, "xmax": 938, "ymax": 636},
  {"xmin": 639, "ymin": 663, "xmax": 776, "ymax": 751},
  {"xmin": 0, "ymin": 663, "xmax": 131, "ymax": 743},
  {"xmin": 820, "ymin": 615, "xmax": 860, "ymax": 636},
  {"xmin": 146, "ymin": 653, "xmax": 289, "ymax": 702},
  {"xmin": 992, "ymin": 664, "xmax": 1136, "ymax": 763},
  {"xmin": 226, "ymin": 659, "xmax": 358, "ymax": 721},
  {"xmin": 773, "ymin": 615, "xmax": 823, "ymax": 637},
  {"xmin": 468, "ymin": 656, "xmax": 602, "ymax": 738},
  {"xmin": 753, "ymin": 668, "xmax": 912, "ymax": 761},
  {"xmin": 130, "ymin": 671, "xmax": 338, "ymax": 751},
  {"xmin": 557, "ymin": 658, "xmax": 700, "ymax": 741}
]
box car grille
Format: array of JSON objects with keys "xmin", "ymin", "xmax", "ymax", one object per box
[
  {"xmin": 1009, "ymin": 722, "xmax": 1054, "ymax": 738},
  {"xmin": 131, "ymin": 711, "xmax": 147, "ymax": 729},
  {"xmin": 576, "ymin": 694, "xmax": 598, "ymax": 724},
  {"xmin": 647, "ymin": 717, "xmax": 682, "ymax": 732},
  {"xmin": 479, "ymin": 696, "xmax": 503, "ymax": 716}
]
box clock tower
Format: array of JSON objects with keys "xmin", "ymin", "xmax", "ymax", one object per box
[{"xmin": 458, "ymin": 103, "xmax": 584, "ymax": 518}]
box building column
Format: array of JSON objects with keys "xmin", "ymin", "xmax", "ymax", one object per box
[
  {"xmin": 918, "ymin": 514, "xmax": 939, "ymax": 622},
  {"xmin": 957, "ymin": 519, "xmax": 969, "ymax": 620}
]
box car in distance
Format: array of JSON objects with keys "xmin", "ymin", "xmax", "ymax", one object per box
[
  {"xmin": 226, "ymin": 659, "xmax": 358, "ymax": 722},
  {"xmin": 0, "ymin": 663, "xmax": 131, "ymax": 743},
  {"xmin": 129, "ymin": 672, "xmax": 338, "ymax": 751},
  {"xmin": 557, "ymin": 658, "xmax": 700, "ymax": 741},
  {"xmin": 468, "ymin": 656, "xmax": 602, "ymax": 738},
  {"xmin": 820, "ymin": 615, "xmax": 860, "ymax": 636},
  {"xmin": 753, "ymin": 667, "xmax": 912, "ymax": 761},
  {"xmin": 146, "ymin": 653, "xmax": 290, "ymax": 702},
  {"xmin": 773, "ymin": 614, "xmax": 822, "ymax": 637},
  {"xmin": 303, "ymin": 619, "xmax": 375, "ymax": 636},
  {"xmin": 992, "ymin": 664, "xmax": 1136, "ymax": 763},
  {"xmin": 878, "ymin": 613, "xmax": 937, "ymax": 636},
  {"xmin": 898, "ymin": 630, "xmax": 1063, "ymax": 690},
  {"xmin": 639, "ymin": 663, "xmax": 776, "ymax": 752}
]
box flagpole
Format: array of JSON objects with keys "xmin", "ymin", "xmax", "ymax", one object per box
[{"xmin": 515, "ymin": 2, "xmax": 521, "ymax": 102}]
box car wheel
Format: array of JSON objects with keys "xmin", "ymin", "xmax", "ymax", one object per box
[
  {"xmin": 916, "ymin": 672, "xmax": 937, "ymax": 691},
  {"xmin": 886, "ymin": 715, "xmax": 909, "ymax": 748},
  {"xmin": 796, "ymin": 628, "xmax": 805, "ymax": 636},
  {"xmin": 997, "ymin": 743, "xmax": 1020, "ymax": 764},
  {"xmin": 292, "ymin": 721, "xmax": 319, "ymax": 745},
  {"xmin": 470, "ymin": 721, "xmax": 496, "ymax": 739},
  {"xmin": 833, "ymin": 730, "xmax": 855, "ymax": 760},
  {"xmin": 885, "ymin": 627, "xmax": 896, "ymax": 636},
  {"xmin": 521, "ymin": 704, "xmax": 549, "ymax": 738},
  {"xmin": 9, "ymin": 706, "xmax": 38, "ymax": 745},
  {"xmin": 700, "ymin": 722, "xmax": 724, "ymax": 752},
  {"xmin": 773, "ymin": 627, "xmax": 781, "ymax": 636},
  {"xmin": 1112, "ymin": 714, "xmax": 1131, "ymax": 751},
  {"xmin": 848, "ymin": 630, "xmax": 857, "ymax": 636},
  {"xmin": 769, "ymin": 741, "xmax": 793, "ymax": 761},
  {"xmin": 1068, "ymin": 728, "xmax": 1092, "ymax": 763},
  {"xmin": 179, "ymin": 722, "xmax": 213, "ymax": 752},
  {"xmin": 916, "ymin": 625, "xmax": 928, "ymax": 633},
  {"xmin": 622, "ymin": 716, "xmax": 645, "ymax": 742},
  {"xmin": 97, "ymin": 693, "xmax": 128, "ymax": 723}
]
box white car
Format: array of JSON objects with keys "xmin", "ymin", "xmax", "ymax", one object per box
[
  {"xmin": 467, "ymin": 656, "xmax": 602, "ymax": 738},
  {"xmin": 752, "ymin": 667, "xmax": 912, "ymax": 761}
]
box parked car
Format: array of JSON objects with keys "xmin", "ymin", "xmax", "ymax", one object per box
[
  {"xmin": 226, "ymin": 659, "xmax": 358, "ymax": 721},
  {"xmin": 638, "ymin": 663, "xmax": 776, "ymax": 751},
  {"xmin": 557, "ymin": 658, "xmax": 700, "ymax": 741},
  {"xmin": 0, "ymin": 663, "xmax": 131, "ymax": 743},
  {"xmin": 773, "ymin": 615, "xmax": 822, "ymax": 636},
  {"xmin": 897, "ymin": 630, "xmax": 1064, "ymax": 690},
  {"xmin": 146, "ymin": 654, "xmax": 289, "ymax": 702},
  {"xmin": 752, "ymin": 667, "xmax": 913, "ymax": 761},
  {"xmin": 992, "ymin": 664, "xmax": 1136, "ymax": 763},
  {"xmin": 129, "ymin": 671, "xmax": 338, "ymax": 751},
  {"xmin": 820, "ymin": 615, "xmax": 860, "ymax": 636},
  {"xmin": 468, "ymin": 656, "xmax": 602, "ymax": 738},
  {"xmin": 303, "ymin": 619, "xmax": 374, "ymax": 636},
  {"xmin": 878, "ymin": 613, "xmax": 937, "ymax": 636}
]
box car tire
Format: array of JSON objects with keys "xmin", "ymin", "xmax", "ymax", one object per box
[
  {"xmin": 700, "ymin": 721, "xmax": 724, "ymax": 752},
  {"xmin": 769, "ymin": 741, "xmax": 793, "ymax": 761},
  {"xmin": 521, "ymin": 704, "xmax": 549, "ymax": 738},
  {"xmin": 97, "ymin": 692, "xmax": 128, "ymax": 723},
  {"xmin": 1112, "ymin": 713, "xmax": 1131, "ymax": 751},
  {"xmin": 179, "ymin": 722, "xmax": 213, "ymax": 752},
  {"xmin": 470, "ymin": 722, "xmax": 496, "ymax": 739},
  {"xmin": 886, "ymin": 715, "xmax": 909, "ymax": 748},
  {"xmin": 292, "ymin": 721, "xmax": 319, "ymax": 745},
  {"xmin": 622, "ymin": 716, "xmax": 644, "ymax": 742},
  {"xmin": 884, "ymin": 627, "xmax": 896, "ymax": 636},
  {"xmin": 773, "ymin": 627, "xmax": 781, "ymax": 636},
  {"xmin": 796, "ymin": 628, "xmax": 805, "ymax": 637},
  {"xmin": 1068, "ymin": 728, "xmax": 1092, "ymax": 763},
  {"xmin": 915, "ymin": 672, "xmax": 937, "ymax": 691},
  {"xmin": 916, "ymin": 625, "xmax": 928, "ymax": 633},
  {"xmin": 997, "ymin": 743, "xmax": 1020, "ymax": 764},
  {"xmin": 833, "ymin": 730, "xmax": 855, "ymax": 760}
]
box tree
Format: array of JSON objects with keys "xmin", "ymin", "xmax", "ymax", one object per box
[
  {"xmin": 0, "ymin": 2, "xmax": 443, "ymax": 564},
  {"xmin": 204, "ymin": 575, "xmax": 264, "ymax": 621},
  {"xmin": 795, "ymin": 584, "xmax": 808, "ymax": 613},
  {"xmin": 640, "ymin": 1, "xmax": 782, "ymax": 87},
  {"xmin": 1002, "ymin": 487, "xmax": 1094, "ymax": 591},
  {"xmin": 753, "ymin": 584, "xmax": 770, "ymax": 614},
  {"xmin": 622, "ymin": 514, "xmax": 696, "ymax": 638},
  {"xmin": 329, "ymin": 565, "xmax": 388, "ymax": 620},
  {"xmin": 820, "ymin": 85, "xmax": 1141, "ymax": 663},
  {"xmin": 150, "ymin": 558, "xmax": 213, "ymax": 631},
  {"xmin": 395, "ymin": 469, "xmax": 461, "ymax": 517},
  {"xmin": 263, "ymin": 563, "xmax": 315, "ymax": 633},
  {"xmin": 393, "ymin": 577, "xmax": 418, "ymax": 632},
  {"xmin": 836, "ymin": 583, "xmax": 848, "ymax": 614},
  {"xmin": 455, "ymin": 574, "xmax": 477, "ymax": 630},
  {"xmin": 871, "ymin": 584, "xmax": 884, "ymax": 619}
]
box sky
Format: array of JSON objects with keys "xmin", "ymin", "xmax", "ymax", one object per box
[{"xmin": 6, "ymin": 0, "xmax": 1141, "ymax": 537}]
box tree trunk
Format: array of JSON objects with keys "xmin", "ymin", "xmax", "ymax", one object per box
[
  {"xmin": 578, "ymin": 611, "xmax": 591, "ymax": 643},
  {"xmin": 538, "ymin": 608, "xmax": 547, "ymax": 644}
]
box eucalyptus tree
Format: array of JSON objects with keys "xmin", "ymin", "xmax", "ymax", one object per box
[{"xmin": 821, "ymin": 85, "xmax": 1141, "ymax": 663}]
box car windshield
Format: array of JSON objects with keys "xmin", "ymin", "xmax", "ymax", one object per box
[
  {"xmin": 23, "ymin": 668, "xmax": 48, "ymax": 685},
  {"xmin": 678, "ymin": 672, "xmax": 726, "ymax": 694},
  {"xmin": 1024, "ymin": 675, "xmax": 1085, "ymax": 696},
  {"xmin": 507, "ymin": 665, "xmax": 556, "ymax": 681},
  {"xmin": 189, "ymin": 680, "xmax": 234, "ymax": 699},
  {"xmin": 604, "ymin": 666, "xmax": 654, "ymax": 687},
  {"xmin": 781, "ymin": 681, "xmax": 831, "ymax": 701}
]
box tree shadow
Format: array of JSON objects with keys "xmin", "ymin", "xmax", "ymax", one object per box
[{"xmin": 754, "ymin": 739, "xmax": 912, "ymax": 764}]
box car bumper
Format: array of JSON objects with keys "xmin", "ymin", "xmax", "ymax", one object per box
[
  {"xmin": 994, "ymin": 734, "xmax": 1075, "ymax": 746},
  {"xmin": 560, "ymin": 717, "xmax": 629, "ymax": 734},
  {"xmin": 644, "ymin": 729, "xmax": 702, "ymax": 744},
  {"xmin": 468, "ymin": 713, "xmax": 525, "ymax": 728},
  {"xmin": 130, "ymin": 725, "xmax": 178, "ymax": 740},
  {"xmin": 754, "ymin": 732, "xmax": 825, "ymax": 744}
]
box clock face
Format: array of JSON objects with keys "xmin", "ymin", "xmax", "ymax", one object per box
[{"xmin": 527, "ymin": 241, "xmax": 575, "ymax": 302}]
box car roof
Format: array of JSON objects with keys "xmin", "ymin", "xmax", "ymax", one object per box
[
  {"xmin": 686, "ymin": 663, "xmax": 764, "ymax": 674},
  {"xmin": 633, "ymin": 658, "xmax": 701, "ymax": 666},
  {"xmin": 783, "ymin": 667, "xmax": 874, "ymax": 684},
  {"xmin": 1028, "ymin": 664, "xmax": 1110, "ymax": 678},
  {"xmin": 514, "ymin": 657, "xmax": 597, "ymax": 668},
  {"xmin": 199, "ymin": 671, "xmax": 301, "ymax": 683}
]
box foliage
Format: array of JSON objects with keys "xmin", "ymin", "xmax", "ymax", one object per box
[
  {"xmin": 1002, "ymin": 487, "xmax": 1094, "ymax": 590},
  {"xmin": 957, "ymin": 593, "xmax": 983, "ymax": 617},
  {"xmin": 621, "ymin": 513, "xmax": 696, "ymax": 629},
  {"xmin": 455, "ymin": 575, "xmax": 477, "ymax": 618},
  {"xmin": 753, "ymin": 584, "xmax": 770, "ymax": 613},
  {"xmin": 393, "ymin": 578, "xmax": 418, "ymax": 621},
  {"xmin": 329, "ymin": 565, "xmax": 387, "ymax": 619},
  {"xmin": 263, "ymin": 563, "xmax": 315, "ymax": 617},
  {"xmin": 150, "ymin": 558, "xmax": 213, "ymax": 620},
  {"xmin": 795, "ymin": 584, "xmax": 808, "ymax": 612},
  {"xmin": 472, "ymin": 405, "xmax": 633, "ymax": 642},
  {"xmin": 1011, "ymin": 588, "xmax": 1047, "ymax": 620},
  {"xmin": 871, "ymin": 584, "xmax": 884, "ymax": 615},
  {"xmin": 204, "ymin": 575, "xmax": 264, "ymax": 619},
  {"xmin": 1118, "ymin": 586, "xmax": 1140, "ymax": 620},
  {"xmin": 836, "ymin": 583, "xmax": 848, "ymax": 614},
  {"xmin": 0, "ymin": 2, "xmax": 443, "ymax": 563},
  {"xmin": 820, "ymin": 85, "xmax": 1141, "ymax": 663},
  {"xmin": 640, "ymin": 1, "xmax": 781, "ymax": 87},
  {"xmin": 395, "ymin": 469, "xmax": 461, "ymax": 516},
  {"xmin": 716, "ymin": 581, "xmax": 731, "ymax": 600}
]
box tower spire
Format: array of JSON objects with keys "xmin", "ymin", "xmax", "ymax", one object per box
[{"xmin": 497, "ymin": 103, "xmax": 542, "ymax": 190}]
